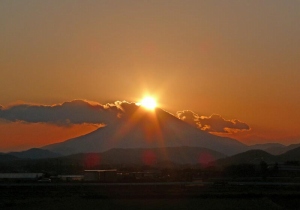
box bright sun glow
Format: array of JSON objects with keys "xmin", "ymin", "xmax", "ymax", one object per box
[{"xmin": 140, "ymin": 97, "xmax": 157, "ymax": 110}]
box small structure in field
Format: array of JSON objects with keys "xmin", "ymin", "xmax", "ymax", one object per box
[
  {"xmin": 0, "ymin": 173, "xmax": 43, "ymax": 182},
  {"xmin": 57, "ymin": 175, "xmax": 84, "ymax": 182},
  {"xmin": 84, "ymin": 169, "xmax": 117, "ymax": 182}
]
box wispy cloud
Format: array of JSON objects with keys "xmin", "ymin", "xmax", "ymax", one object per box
[{"xmin": 177, "ymin": 110, "xmax": 250, "ymax": 134}]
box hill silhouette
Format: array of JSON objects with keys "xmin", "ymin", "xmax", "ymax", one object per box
[
  {"xmin": 216, "ymin": 145, "xmax": 300, "ymax": 166},
  {"xmin": 278, "ymin": 146, "xmax": 300, "ymax": 162},
  {"xmin": 250, "ymin": 143, "xmax": 300, "ymax": 155},
  {"xmin": 64, "ymin": 146, "xmax": 226, "ymax": 166},
  {"xmin": 8, "ymin": 148, "xmax": 61, "ymax": 159},
  {"xmin": 215, "ymin": 150, "xmax": 277, "ymax": 166},
  {"xmin": 0, "ymin": 153, "xmax": 19, "ymax": 162}
]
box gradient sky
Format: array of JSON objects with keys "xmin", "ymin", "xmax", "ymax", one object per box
[{"xmin": 0, "ymin": 0, "xmax": 299, "ymax": 152}]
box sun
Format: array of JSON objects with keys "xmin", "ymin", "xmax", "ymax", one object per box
[{"xmin": 139, "ymin": 96, "xmax": 157, "ymax": 110}]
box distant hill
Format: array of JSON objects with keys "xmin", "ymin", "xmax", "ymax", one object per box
[
  {"xmin": 248, "ymin": 143, "xmax": 300, "ymax": 155},
  {"xmin": 0, "ymin": 153, "xmax": 19, "ymax": 162},
  {"xmin": 249, "ymin": 143, "xmax": 284, "ymax": 155},
  {"xmin": 59, "ymin": 146, "xmax": 226, "ymax": 166},
  {"xmin": 280, "ymin": 143, "xmax": 300, "ymax": 155},
  {"xmin": 279, "ymin": 146, "xmax": 300, "ymax": 162},
  {"xmin": 215, "ymin": 150, "xmax": 277, "ymax": 166},
  {"xmin": 43, "ymin": 107, "xmax": 247, "ymax": 156},
  {"xmin": 215, "ymin": 145, "xmax": 300, "ymax": 166},
  {"xmin": 8, "ymin": 148, "xmax": 61, "ymax": 159},
  {"xmin": 1, "ymin": 146, "xmax": 299, "ymax": 172},
  {"xmin": 249, "ymin": 143, "xmax": 285, "ymax": 150}
]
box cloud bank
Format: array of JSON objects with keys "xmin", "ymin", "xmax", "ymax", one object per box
[
  {"xmin": 177, "ymin": 110, "xmax": 250, "ymax": 134},
  {"xmin": 0, "ymin": 100, "xmax": 137, "ymax": 126},
  {"xmin": 0, "ymin": 100, "xmax": 250, "ymax": 135}
]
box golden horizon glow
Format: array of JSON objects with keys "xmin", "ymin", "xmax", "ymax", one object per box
[{"xmin": 139, "ymin": 96, "xmax": 157, "ymax": 110}]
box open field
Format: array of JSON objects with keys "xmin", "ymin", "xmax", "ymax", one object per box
[{"xmin": 1, "ymin": 183, "xmax": 300, "ymax": 209}]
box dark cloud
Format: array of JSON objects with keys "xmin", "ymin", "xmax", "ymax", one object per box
[
  {"xmin": 0, "ymin": 100, "xmax": 130, "ymax": 126},
  {"xmin": 199, "ymin": 114, "xmax": 250, "ymax": 133},
  {"xmin": 117, "ymin": 101, "xmax": 140, "ymax": 114},
  {"xmin": 177, "ymin": 110, "xmax": 200, "ymax": 126},
  {"xmin": 177, "ymin": 110, "xmax": 250, "ymax": 134},
  {"xmin": 0, "ymin": 100, "xmax": 250, "ymax": 134},
  {"xmin": 0, "ymin": 99, "xmax": 157, "ymax": 126}
]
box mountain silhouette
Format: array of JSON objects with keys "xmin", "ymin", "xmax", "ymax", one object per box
[
  {"xmin": 43, "ymin": 107, "xmax": 247, "ymax": 156},
  {"xmin": 0, "ymin": 153, "xmax": 19, "ymax": 162},
  {"xmin": 278, "ymin": 146, "xmax": 300, "ymax": 161},
  {"xmin": 8, "ymin": 148, "xmax": 61, "ymax": 159},
  {"xmin": 215, "ymin": 145, "xmax": 300, "ymax": 166},
  {"xmin": 249, "ymin": 143, "xmax": 300, "ymax": 155},
  {"xmin": 215, "ymin": 150, "xmax": 277, "ymax": 166},
  {"xmin": 58, "ymin": 146, "xmax": 226, "ymax": 166}
]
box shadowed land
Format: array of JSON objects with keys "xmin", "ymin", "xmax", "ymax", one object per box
[{"xmin": 1, "ymin": 183, "xmax": 300, "ymax": 209}]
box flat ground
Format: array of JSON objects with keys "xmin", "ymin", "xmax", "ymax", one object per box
[{"xmin": 1, "ymin": 183, "xmax": 299, "ymax": 209}]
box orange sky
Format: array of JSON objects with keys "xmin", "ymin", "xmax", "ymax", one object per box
[
  {"xmin": 0, "ymin": 122, "xmax": 98, "ymax": 152},
  {"xmin": 0, "ymin": 1, "xmax": 299, "ymax": 151}
]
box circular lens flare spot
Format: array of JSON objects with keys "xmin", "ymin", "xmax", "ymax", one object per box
[
  {"xmin": 198, "ymin": 152, "xmax": 214, "ymax": 168},
  {"xmin": 84, "ymin": 154, "xmax": 101, "ymax": 169},
  {"xmin": 142, "ymin": 150, "xmax": 157, "ymax": 166}
]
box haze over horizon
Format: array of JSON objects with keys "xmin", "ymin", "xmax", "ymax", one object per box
[{"xmin": 1, "ymin": 1, "xmax": 299, "ymax": 151}]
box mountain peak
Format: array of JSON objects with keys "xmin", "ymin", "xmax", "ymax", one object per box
[{"xmin": 44, "ymin": 107, "xmax": 247, "ymax": 156}]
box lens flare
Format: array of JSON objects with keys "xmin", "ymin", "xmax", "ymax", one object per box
[{"xmin": 140, "ymin": 96, "xmax": 157, "ymax": 110}]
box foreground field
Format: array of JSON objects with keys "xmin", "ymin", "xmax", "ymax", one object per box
[{"xmin": 1, "ymin": 183, "xmax": 300, "ymax": 209}]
